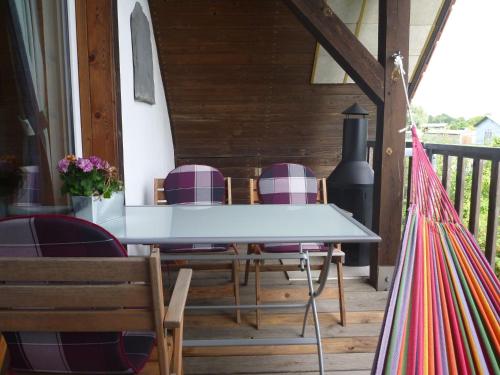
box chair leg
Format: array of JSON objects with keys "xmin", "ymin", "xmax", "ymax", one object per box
[
  {"xmin": 172, "ymin": 323, "xmax": 184, "ymax": 375},
  {"xmin": 335, "ymin": 258, "xmax": 346, "ymax": 326},
  {"xmin": 232, "ymin": 259, "xmax": 241, "ymax": 324},
  {"xmin": 255, "ymin": 260, "xmax": 261, "ymax": 329},
  {"xmin": 244, "ymin": 244, "xmax": 253, "ymax": 286}
]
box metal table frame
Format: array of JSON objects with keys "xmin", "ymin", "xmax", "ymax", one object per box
[
  {"xmin": 100, "ymin": 205, "xmax": 380, "ymax": 374},
  {"xmin": 162, "ymin": 247, "xmax": 334, "ymax": 374}
]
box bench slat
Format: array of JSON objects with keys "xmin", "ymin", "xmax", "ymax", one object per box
[
  {"xmin": 0, "ymin": 310, "xmax": 154, "ymax": 331},
  {"xmin": 0, "ymin": 284, "xmax": 152, "ymax": 308},
  {"xmin": 0, "ymin": 257, "xmax": 149, "ymax": 282}
]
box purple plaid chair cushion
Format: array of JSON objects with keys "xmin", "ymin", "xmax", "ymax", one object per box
[
  {"xmin": 258, "ymin": 163, "xmax": 325, "ymax": 253},
  {"xmin": 0, "ymin": 215, "xmax": 155, "ymax": 374},
  {"xmin": 161, "ymin": 165, "xmax": 228, "ymax": 253},
  {"xmin": 258, "ymin": 163, "xmax": 318, "ymax": 204}
]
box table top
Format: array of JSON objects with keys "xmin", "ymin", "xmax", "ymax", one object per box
[{"xmin": 99, "ymin": 204, "xmax": 381, "ymax": 245}]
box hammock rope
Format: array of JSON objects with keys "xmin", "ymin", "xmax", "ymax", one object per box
[{"xmin": 372, "ymin": 55, "xmax": 500, "ymax": 375}]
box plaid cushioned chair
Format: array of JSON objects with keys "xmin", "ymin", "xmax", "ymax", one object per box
[
  {"xmin": 245, "ymin": 163, "xmax": 346, "ymax": 329},
  {"xmin": 155, "ymin": 164, "xmax": 241, "ymax": 323},
  {"xmin": 0, "ymin": 215, "xmax": 190, "ymax": 375}
]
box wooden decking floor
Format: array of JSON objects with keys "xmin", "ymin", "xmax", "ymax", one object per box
[
  {"xmin": 162, "ymin": 263, "xmax": 388, "ymax": 375},
  {"xmin": 1, "ymin": 263, "xmax": 388, "ymax": 375}
]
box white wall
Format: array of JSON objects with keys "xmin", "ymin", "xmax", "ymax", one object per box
[{"xmin": 117, "ymin": 0, "xmax": 175, "ymax": 205}]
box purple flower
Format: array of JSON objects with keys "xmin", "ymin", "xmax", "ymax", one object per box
[
  {"xmin": 57, "ymin": 158, "xmax": 70, "ymax": 173},
  {"xmin": 76, "ymin": 158, "xmax": 94, "ymax": 173},
  {"xmin": 89, "ymin": 156, "xmax": 110, "ymax": 170}
]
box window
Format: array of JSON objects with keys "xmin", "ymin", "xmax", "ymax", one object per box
[
  {"xmin": 0, "ymin": 0, "xmax": 73, "ymax": 212},
  {"xmin": 484, "ymin": 129, "xmax": 493, "ymax": 145}
]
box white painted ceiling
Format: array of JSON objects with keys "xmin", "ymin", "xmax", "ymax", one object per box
[{"xmin": 311, "ymin": 0, "xmax": 444, "ymax": 84}]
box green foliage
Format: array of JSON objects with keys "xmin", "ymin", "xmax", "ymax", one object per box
[
  {"xmin": 428, "ymin": 113, "xmax": 455, "ymax": 124},
  {"xmin": 408, "ymin": 106, "xmax": 429, "ymax": 128},
  {"xmin": 448, "ymin": 115, "xmax": 484, "ymax": 130},
  {"xmin": 58, "ymin": 156, "xmax": 122, "ymax": 198}
]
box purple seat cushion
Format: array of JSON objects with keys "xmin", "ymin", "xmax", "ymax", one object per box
[
  {"xmin": 258, "ymin": 163, "xmax": 318, "ymax": 204},
  {"xmin": 258, "ymin": 163, "xmax": 324, "ymax": 253},
  {"xmin": 0, "ymin": 215, "xmax": 154, "ymax": 374},
  {"xmin": 160, "ymin": 165, "xmax": 229, "ymax": 253}
]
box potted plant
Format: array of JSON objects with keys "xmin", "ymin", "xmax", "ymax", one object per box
[{"xmin": 58, "ymin": 155, "xmax": 124, "ymax": 223}]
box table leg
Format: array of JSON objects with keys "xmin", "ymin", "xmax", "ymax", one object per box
[{"xmin": 304, "ymin": 251, "xmax": 325, "ymax": 375}]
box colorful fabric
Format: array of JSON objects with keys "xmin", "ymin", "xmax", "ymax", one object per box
[
  {"xmin": 373, "ymin": 129, "xmax": 500, "ymax": 375},
  {"xmin": 257, "ymin": 163, "xmax": 325, "ymax": 253},
  {"xmin": 0, "ymin": 215, "xmax": 155, "ymax": 374},
  {"xmin": 161, "ymin": 164, "xmax": 229, "ymax": 252}
]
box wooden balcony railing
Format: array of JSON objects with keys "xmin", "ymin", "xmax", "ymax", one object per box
[{"xmin": 368, "ymin": 141, "xmax": 500, "ymax": 266}]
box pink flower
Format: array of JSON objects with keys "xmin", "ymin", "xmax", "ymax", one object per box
[
  {"xmin": 76, "ymin": 158, "xmax": 94, "ymax": 173},
  {"xmin": 57, "ymin": 158, "xmax": 70, "ymax": 173},
  {"xmin": 89, "ymin": 156, "xmax": 111, "ymax": 170}
]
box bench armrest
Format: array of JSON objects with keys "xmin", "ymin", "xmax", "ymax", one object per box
[{"xmin": 164, "ymin": 268, "xmax": 192, "ymax": 329}]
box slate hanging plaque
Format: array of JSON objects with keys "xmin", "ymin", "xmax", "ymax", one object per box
[{"xmin": 131, "ymin": 2, "xmax": 155, "ymax": 104}]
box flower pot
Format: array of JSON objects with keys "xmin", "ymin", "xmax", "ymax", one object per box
[{"xmin": 71, "ymin": 191, "xmax": 124, "ymax": 223}]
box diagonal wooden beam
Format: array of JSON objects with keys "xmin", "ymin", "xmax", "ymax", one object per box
[{"xmin": 285, "ymin": 0, "xmax": 385, "ymax": 104}]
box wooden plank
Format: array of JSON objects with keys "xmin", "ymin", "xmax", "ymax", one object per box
[
  {"xmin": 0, "ymin": 310, "xmax": 154, "ymax": 331},
  {"xmin": 485, "ymin": 161, "xmax": 499, "ymax": 265},
  {"xmin": 454, "ymin": 157, "xmax": 465, "ymax": 217},
  {"xmin": 184, "ymin": 311, "xmax": 384, "ymax": 328},
  {"xmin": 261, "ymin": 286, "xmax": 337, "ymax": 302},
  {"xmin": 406, "ymin": 156, "xmax": 412, "ymax": 209},
  {"xmin": 469, "ymin": 158, "xmax": 483, "ymax": 236},
  {"xmin": 441, "ymin": 154, "xmax": 451, "ymax": 192},
  {"xmin": 183, "ymin": 336, "xmax": 379, "ymax": 357},
  {"xmin": 76, "ymin": 0, "xmax": 122, "ymax": 167},
  {"xmin": 0, "ymin": 257, "xmax": 149, "ymax": 282},
  {"xmin": 166, "ymin": 269, "xmax": 192, "ymax": 329},
  {"xmin": 371, "ymin": 0, "xmax": 411, "ymax": 290},
  {"xmin": 0, "ymin": 335, "xmax": 6, "ymax": 375},
  {"xmin": 75, "ymin": 0, "xmax": 92, "ymax": 155},
  {"xmin": 149, "ymin": 250, "xmax": 169, "ymax": 375},
  {"xmin": 284, "ymin": 0, "xmax": 384, "ymax": 104},
  {"xmin": 0, "ymin": 284, "xmax": 152, "ymax": 308},
  {"xmin": 183, "ymin": 353, "xmax": 375, "ymax": 374}
]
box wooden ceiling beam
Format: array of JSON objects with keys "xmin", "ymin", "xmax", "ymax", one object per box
[{"xmin": 284, "ymin": 0, "xmax": 385, "ymax": 105}]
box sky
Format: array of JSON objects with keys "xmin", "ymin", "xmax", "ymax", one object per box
[{"xmin": 412, "ymin": 0, "xmax": 500, "ymax": 120}]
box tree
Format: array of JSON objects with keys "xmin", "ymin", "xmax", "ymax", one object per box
[{"xmin": 409, "ymin": 106, "xmax": 429, "ymax": 128}]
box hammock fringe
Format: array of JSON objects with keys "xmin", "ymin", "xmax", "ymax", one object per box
[{"xmin": 372, "ymin": 128, "xmax": 500, "ymax": 375}]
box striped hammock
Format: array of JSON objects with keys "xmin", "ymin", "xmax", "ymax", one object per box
[{"xmin": 373, "ymin": 128, "xmax": 500, "ymax": 374}]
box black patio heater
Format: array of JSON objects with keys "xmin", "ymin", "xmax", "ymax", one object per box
[{"xmin": 327, "ymin": 103, "xmax": 374, "ymax": 266}]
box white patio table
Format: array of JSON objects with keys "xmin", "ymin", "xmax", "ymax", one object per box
[{"xmin": 99, "ymin": 204, "xmax": 380, "ymax": 374}]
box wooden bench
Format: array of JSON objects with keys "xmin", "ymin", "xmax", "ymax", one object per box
[{"xmin": 0, "ymin": 250, "xmax": 191, "ymax": 375}]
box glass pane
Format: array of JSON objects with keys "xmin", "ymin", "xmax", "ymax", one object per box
[
  {"xmin": 99, "ymin": 205, "xmax": 380, "ymax": 244},
  {"xmin": 0, "ymin": 0, "xmax": 73, "ymax": 216}
]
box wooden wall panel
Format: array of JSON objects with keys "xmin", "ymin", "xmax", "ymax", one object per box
[
  {"xmin": 150, "ymin": 0, "xmax": 376, "ymax": 202},
  {"xmin": 76, "ymin": 0, "xmax": 122, "ymax": 168}
]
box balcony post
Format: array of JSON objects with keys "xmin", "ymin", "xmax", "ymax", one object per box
[{"xmin": 371, "ymin": 0, "xmax": 411, "ymax": 290}]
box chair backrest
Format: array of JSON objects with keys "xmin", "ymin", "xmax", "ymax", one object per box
[
  {"xmin": 0, "ymin": 215, "xmax": 164, "ymax": 374},
  {"xmin": 155, "ymin": 164, "xmax": 232, "ymax": 205},
  {"xmin": 250, "ymin": 163, "xmax": 327, "ymax": 204}
]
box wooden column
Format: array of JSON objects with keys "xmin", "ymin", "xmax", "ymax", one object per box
[
  {"xmin": 76, "ymin": 0, "xmax": 122, "ymax": 169},
  {"xmin": 371, "ymin": 0, "xmax": 411, "ymax": 290}
]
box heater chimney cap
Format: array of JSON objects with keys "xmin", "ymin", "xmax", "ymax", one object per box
[{"xmin": 342, "ymin": 103, "xmax": 369, "ymax": 116}]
